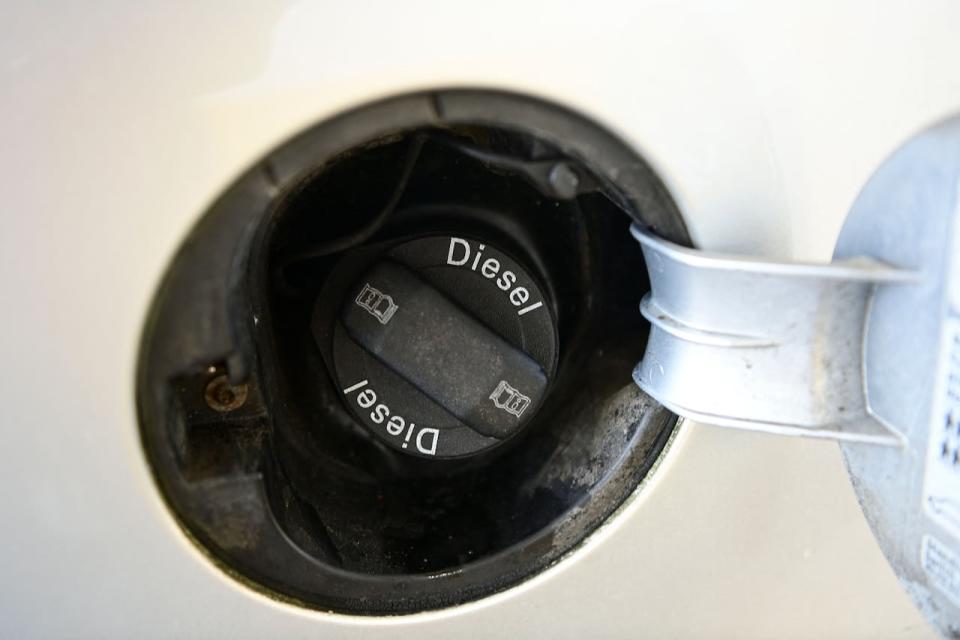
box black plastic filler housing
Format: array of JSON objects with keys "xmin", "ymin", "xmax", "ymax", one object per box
[{"xmin": 137, "ymin": 90, "xmax": 688, "ymax": 614}]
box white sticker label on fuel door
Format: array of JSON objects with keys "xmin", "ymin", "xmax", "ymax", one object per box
[
  {"xmin": 922, "ymin": 535, "xmax": 960, "ymax": 608},
  {"xmin": 922, "ymin": 314, "xmax": 960, "ymax": 539}
]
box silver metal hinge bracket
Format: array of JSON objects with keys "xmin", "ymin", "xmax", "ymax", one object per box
[{"xmin": 631, "ymin": 224, "xmax": 919, "ymax": 447}]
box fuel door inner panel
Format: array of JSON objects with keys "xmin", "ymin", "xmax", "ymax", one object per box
[{"xmin": 633, "ymin": 115, "xmax": 960, "ymax": 636}]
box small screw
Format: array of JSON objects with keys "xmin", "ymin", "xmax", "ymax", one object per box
[{"xmin": 204, "ymin": 374, "xmax": 248, "ymax": 412}]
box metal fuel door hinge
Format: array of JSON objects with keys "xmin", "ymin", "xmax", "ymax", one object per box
[{"xmin": 630, "ymin": 224, "xmax": 918, "ymax": 446}]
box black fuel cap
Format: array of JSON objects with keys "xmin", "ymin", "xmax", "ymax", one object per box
[{"xmin": 326, "ymin": 235, "xmax": 558, "ymax": 459}]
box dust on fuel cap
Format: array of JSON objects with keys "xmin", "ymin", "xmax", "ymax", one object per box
[{"xmin": 317, "ymin": 235, "xmax": 558, "ymax": 459}]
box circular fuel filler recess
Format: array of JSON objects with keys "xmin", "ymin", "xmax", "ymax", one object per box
[
  {"xmin": 317, "ymin": 235, "xmax": 559, "ymax": 459},
  {"xmin": 137, "ymin": 89, "xmax": 689, "ymax": 615}
]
